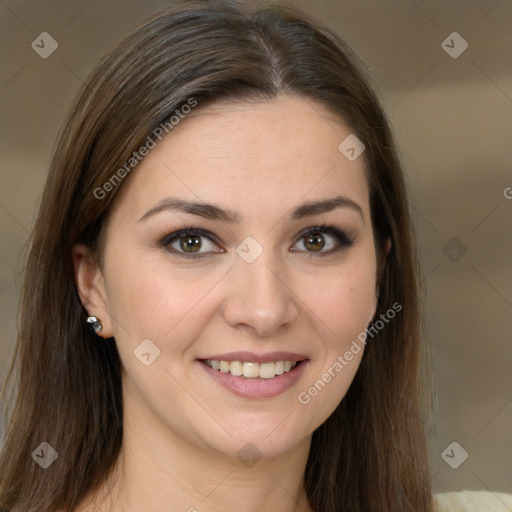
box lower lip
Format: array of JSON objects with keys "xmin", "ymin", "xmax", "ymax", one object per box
[{"xmin": 198, "ymin": 360, "xmax": 308, "ymax": 399}]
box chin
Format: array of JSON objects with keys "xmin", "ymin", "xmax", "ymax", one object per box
[{"xmin": 196, "ymin": 412, "xmax": 313, "ymax": 461}]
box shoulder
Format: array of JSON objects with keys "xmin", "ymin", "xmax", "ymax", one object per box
[{"xmin": 434, "ymin": 490, "xmax": 512, "ymax": 511}]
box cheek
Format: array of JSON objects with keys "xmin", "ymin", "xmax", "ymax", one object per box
[
  {"xmin": 301, "ymin": 256, "xmax": 377, "ymax": 344},
  {"xmin": 294, "ymin": 262, "xmax": 375, "ymax": 421},
  {"xmin": 104, "ymin": 253, "xmax": 225, "ymax": 354}
]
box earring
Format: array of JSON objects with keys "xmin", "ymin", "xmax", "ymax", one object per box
[{"xmin": 86, "ymin": 316, "xmax": 103, "ymax": 335}]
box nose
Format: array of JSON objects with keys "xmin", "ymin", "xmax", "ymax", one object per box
[{"xmin": 221, "ymin": 249, "xmax": 299, "ymax": 338}]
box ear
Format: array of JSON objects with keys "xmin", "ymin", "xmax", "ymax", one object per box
[{"xmin": 71, "ymin": 243, "xmax": 113, "ymax": 337}]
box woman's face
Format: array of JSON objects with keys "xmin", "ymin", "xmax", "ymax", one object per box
[{"xmin": 83, "ymin": 95, "xmax": 378, "ymax": 460}]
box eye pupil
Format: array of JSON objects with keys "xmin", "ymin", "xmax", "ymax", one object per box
[
  {"xmin": 305, "ymin": 232, "xmax": 325, "ymax": 251},
  {"xmin": 180, "ymin": 235, "xmax": 202, "ymax": 252}
]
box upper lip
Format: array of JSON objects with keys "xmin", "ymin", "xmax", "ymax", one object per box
[{"xmin": 199, "ymin": 351, "xmax": 308, "ymax": 363}]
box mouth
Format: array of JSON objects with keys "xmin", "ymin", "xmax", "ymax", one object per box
[{"xmin": 197, "ymin": 355, "xmax": 309, "ymax": 399}]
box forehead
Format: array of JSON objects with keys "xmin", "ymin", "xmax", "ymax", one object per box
[{"xmin": 110, "ymin": 95, "xmax": 370, "ymax": 224}]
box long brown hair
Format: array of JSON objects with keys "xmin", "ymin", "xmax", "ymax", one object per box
[{"xmin": 0, "ymin": 1, "xmax": 433, "ymax": 510}]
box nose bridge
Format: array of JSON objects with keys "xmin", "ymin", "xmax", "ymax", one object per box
[{"xmin": 223, "ymin": 243, "xmax": 298, "ymax": 335}]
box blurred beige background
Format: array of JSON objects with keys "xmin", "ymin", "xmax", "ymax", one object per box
[{"xmin": 1, "ymin": 0, "xmax": 511, "ymax": 498}]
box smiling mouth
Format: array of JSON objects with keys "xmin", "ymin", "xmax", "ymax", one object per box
[{"xmin": 202, "ymin": 359, "xmax": 301, "ymax": 379}]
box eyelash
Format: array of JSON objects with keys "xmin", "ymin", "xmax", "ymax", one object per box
[{"xmin": 158, "ymin": 223, "xmax": 355, "ymax": 260}]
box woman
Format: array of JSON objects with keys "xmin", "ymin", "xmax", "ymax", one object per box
[{"xmin": 0, "ymin": 1, "xmax": 510, "ymax": 511}]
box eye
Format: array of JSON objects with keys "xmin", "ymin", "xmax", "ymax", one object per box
[
  {"xmin": 159, "ymin": 224, "xmax": 354, "ymax": 259},
  {"xmin": 291, "ymin": 224, "xmax": 354, "ymax": 256},
  {"xmin": 159, "ymin": 228, "xmax": 224, "ymax": 259}
]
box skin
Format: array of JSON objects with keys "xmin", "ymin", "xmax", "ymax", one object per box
[{"xmin": 73, "ymin": 95, "xmax": 380, "ymax": 512}]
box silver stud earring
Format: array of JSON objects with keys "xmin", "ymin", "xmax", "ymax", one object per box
[{"xmin": 86, "ymin": 316, "xmax": 103, "ymax": 334}]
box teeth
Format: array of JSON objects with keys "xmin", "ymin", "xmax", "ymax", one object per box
[
  {"xmin": 204, "ymin": 359, "xmax": 299, "ymax": 378},
  {"xmin": 243, "ymin": 362, "xmax": 260, "ymax": 378},
  {"xmin": 230, "ymin": 361, "xmax": 243, "ymax": 376},
  {"xmin": 259, "ymin": 362, "xmax": 275, "ymax": 379}
]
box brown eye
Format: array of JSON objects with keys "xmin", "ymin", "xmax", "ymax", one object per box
[
  {"xmin": 180, "ymin": 235, "xmax": 202, "ymax": 253},
  {"xmin": 160, "ymin": 228, "xmax": 222, "ymax": 258},
  {"xmin": 292, "ymin": 225, "xmax": 354, "ymax": 256},
  {"xmin": 304, "ymin": 232, "xmax": 325, "ymax": 252}
]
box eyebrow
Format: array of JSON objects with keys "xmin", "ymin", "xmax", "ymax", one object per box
[{"xmin": 138, "ymin": 195, "xmax": 364, "ymax": 224}]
